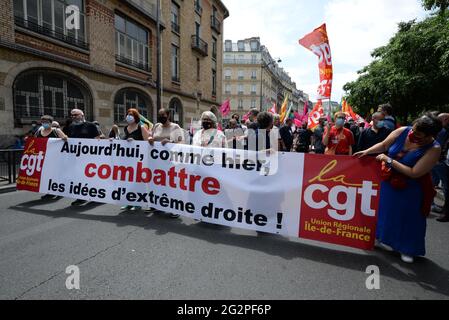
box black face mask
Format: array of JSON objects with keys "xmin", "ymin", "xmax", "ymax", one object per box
[
  {"xmin": 202, "ymin": 122, "xmax": 213, "ymax": 130},
  {"xmin": 158, "ymin": 116, "xmax": 168, "ymax": 124}
]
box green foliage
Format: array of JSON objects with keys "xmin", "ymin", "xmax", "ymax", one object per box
[
  {"xmin": 422, "ymin": 0, "xmax": 449, "ymax": 15},
  {"xmin": 343, "ymin": 10, "xmax": 449, "ymax": 122}
]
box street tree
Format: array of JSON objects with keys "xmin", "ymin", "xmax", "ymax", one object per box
[{"xmin": 343, "ymin": 4, "xmax": 449, "ymax": 122}]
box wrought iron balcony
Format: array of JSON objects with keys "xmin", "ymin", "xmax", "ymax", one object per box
[
  {"xmin": 116, "ymin": 54, "xmax": 150, "ymax": 72},
  {"xmin": 14, "ymin": 16, "xmax": 89, "ymax": 50},
  {"xmin": 191, "ymin": 35, "xmax": 208, "ymax": 57}
]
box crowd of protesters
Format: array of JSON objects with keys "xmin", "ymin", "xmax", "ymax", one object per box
[{"xmin": 22, "ymin": 102, "xmax": 449, "ymax": 264}]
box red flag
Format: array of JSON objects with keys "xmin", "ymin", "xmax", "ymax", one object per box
[
  {"xmin": 294, "ymin": 112, "xmax": 302, "ymax": 120},
  {"xmin": 308, "ymin": 100, "xmax": 325, "ymax": 131},
  {"xmin": 299, "ymin": 24, "xmax": 333, "ymax": 99},
  {"xmin": 300, "ymin": 101, "xmax": 309, "ymax": 122},
  {"xmin": 242, "ymin": 111, "xmax": 251, "ymax": 123},
  {"xmin": 268, "ymin": 102, "xmax": 277, "ymax": 114},
  {"xmin": 342, "ymin": 98, "xmax": 357, "ymax": 121},
  {"xmin": 220, "ymin": 99, "xmax": 231, "ymax": 117}
]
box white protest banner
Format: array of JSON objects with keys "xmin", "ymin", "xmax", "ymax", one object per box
[{"xmin": 17, "ymin": 137, "xmax": 381, "ymax": 250}]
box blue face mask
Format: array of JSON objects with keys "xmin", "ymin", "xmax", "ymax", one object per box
[
  {"xmin": 126, "ymin": 115, "xmax": 135, "ymax": 124},
  {"xmin": 336, "ymin": 119, "xmax": 345, "ymax": 127},
  {"xmin": 42, "ymin": 123, "xmax": 51, "ymax": 130},
  {"xmin": 376, "ymin": 121, "xmax": 385, "ymax": 129}
]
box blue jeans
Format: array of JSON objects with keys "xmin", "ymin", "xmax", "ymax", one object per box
[{"xmin": 432, "ymin": 162, "xmax": 448, "ymax": 206}]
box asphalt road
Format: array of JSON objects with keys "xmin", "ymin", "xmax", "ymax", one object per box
[{"xmin": 0, "ymin": 191, "xmax": 448, "ymax": 300}]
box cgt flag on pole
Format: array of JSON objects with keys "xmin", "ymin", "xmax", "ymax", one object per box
[
  {"xmin": 299, "ymin": 24, "xmax": 333, "ymax": 100},
  {"xmin": 308, "ymin": 100, "xmax": 325, "ymax": 131},
  {"xmin": 279, "ymin": 95, "xmax": 290, "ymax": 123},
  {"xmin": 342, "ymin": 98, "xmax": 366, "ymax": 124}
]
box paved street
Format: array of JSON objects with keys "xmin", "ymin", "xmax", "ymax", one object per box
[{"xmin": 0, "ymin": 190, "xmax": 448, "ymax": 300}]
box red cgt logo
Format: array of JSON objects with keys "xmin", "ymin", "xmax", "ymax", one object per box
[{"xmin": 17, "ymin": 138, "xmax": 48, "ymax": 192}]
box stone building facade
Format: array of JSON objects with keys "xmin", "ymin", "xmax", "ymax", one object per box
[
  {"xmin": 222, "ymin": 37, "xmax": 308, "ymax": 118},
  {"xmin": 0, "ymin": 0, "xmax": 228, "ymax": 147}
]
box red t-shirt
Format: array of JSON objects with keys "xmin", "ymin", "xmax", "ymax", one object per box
[{"xmin": 324, "ymin": 127, "xmax": 355, "ymax": 155}]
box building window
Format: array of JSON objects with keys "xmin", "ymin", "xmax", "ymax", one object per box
[
  {"xmin": 171, "ymin": 1, "xmax": 180, "ymax": 34},
  {"xmin": 212, "ymin": 69, "xmax": 217, "ymax": 96},
  {"xmin": 250, "ymin": 40, "xmax": 259, "ymax": 51},
  {"xmin": 238, "ymin": 84, "xmax": 244, "ymax": 95},
  {"xmin": 225, "ymin": 40, "xmax": 232, "ymax": 52},
  {"xmin": 196, "ymin": 58, "xmax": 200, "ymax": 81},
  {"xmin": 171, "ymin": 44, "xmax": 180, "ymax": 82},
  {"xmin": 237, "ymin": 41, "xmax": 244, "ymax": 51},
  {"xmin": 115, "ymin": 14, "xmax": 150, "ymax": 72},
  {"xmin": 212, "ymin": 36, "xmax": 217, "ymax": 60},
  {"xmin": 225, "ymin": 69, "xmax": 231, "ymax": 80},
  {"xmin": 238, "ymin": 70, "xmax": 244, "ymax": 80},
  {"xmin": 251, "ymin": 54, "xmax": 258, "ymax": 64},
  {"xmin": 225, "ymin": 84, "xmax": 231, "ymax": 94},
  {"xmin": 238, "ymin": 99, "xmax": 243, "ymax": 110},
  {"xmin": 251, "ymin": 100, "xmax": 256, "ymax": 108},
  {"xmin": 13, "ymin": 70, "xmax": 92, "ymax": 123},
  {"xmin": 114, "ymin": 89, "xmax": 152, "ymax": 124},
  {"xmin": 169, "ymin": 98, "xmax": 183, "ymax": 127},
  {"xmin": 251, "ymin": 84, "xmax": 257, "ymax": 95},
  {"xmin": 251, "ymin": 70, "xmax": 257, "ymax": 79},
  {"xmin": 13, "ymin": 0, "xmax": 88, "ymax": 49}
]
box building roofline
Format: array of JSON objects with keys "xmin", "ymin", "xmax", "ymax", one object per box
[{"xmin": 215, "ymin": 0, "xmax": 230, "ymax": 19}]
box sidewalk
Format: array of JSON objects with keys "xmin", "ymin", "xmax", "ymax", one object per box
[{"xmin": 0, "ymin": 183, "xmax": 16, "ymax": 194}]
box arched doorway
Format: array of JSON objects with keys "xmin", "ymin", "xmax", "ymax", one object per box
[
  {"xmin": 168, "ymin": 97, "xmax": 183, "ymax": 128},
  {"xmin": 13, "ymin": 69, "xmax": 93, "ymax": 124},
  {"xmin": 114, "ymin": 88, "xmax": 153, "ymax": 123}
]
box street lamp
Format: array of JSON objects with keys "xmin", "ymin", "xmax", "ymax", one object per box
[
  {"xmin": 156, "ymin": 0, "xmax": 162, "ymax": 112},
  {"xmin": 260, "ymin": 58, "xmax": 281, "ymax": 111}
]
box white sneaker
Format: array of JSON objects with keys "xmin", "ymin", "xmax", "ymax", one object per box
[
  {"xmin": 401, "ymin": 254, "xmax": 414, "ymax": 264},
  {"xmin": 375, "ymin": 240, "xmax": 394, "ymax": 252}
]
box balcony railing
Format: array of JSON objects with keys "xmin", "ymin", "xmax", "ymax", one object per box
[
  {"xmin": 224, "ymin": 58, "xmax": 260, "ymax": 65},
  {"xmin": 238, "ymin": 91, "xmax": 244, "ymax": 95},
  {"xmin": 225, "ymin": 76, "xmax": 231, "ymax": 80},
  {"xmin": 14, "ymin": 15, "xmax": 89, "ymax": 50},
  {"xmin": 210, "ymin": 16, "xmax": 221, "ymax": 34},
  {"xmin": 195, "ymin": 3, "xmax": 203, "ymax": 15},
  {"xmin": 116, "ymin": 55, "xmax": 150, "ymax": 72},
  {"xmin": 191, "ymin": 35, "xmax": 208, "ymax": 56},
  {"xmin": 171, "ymin": 21, "xmax": 180, "ymax": 34}
]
